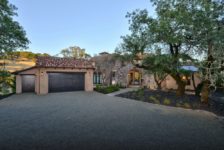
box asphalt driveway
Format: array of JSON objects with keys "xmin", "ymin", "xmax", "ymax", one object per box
[{"xmin": 0, "ymin": 92, "xmax": 224, "ymax": 150}]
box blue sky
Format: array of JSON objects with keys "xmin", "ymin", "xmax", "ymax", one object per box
[{"xmin": 9, "ymin": 0, "xmax": 154, "ymax": 56}]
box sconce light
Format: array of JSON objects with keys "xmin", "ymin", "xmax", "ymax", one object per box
[{"xmin": 182, "ymin": 76, "xmax": 186, "ymax": 80}]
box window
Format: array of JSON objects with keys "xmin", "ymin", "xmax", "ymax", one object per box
[
  {"xmin": 112, "ymin": 71, "xmax": 116, "ymax": 78},
  {"xmin": 93, "ymin": 72, "xmax": 102, "ymax": 84}
]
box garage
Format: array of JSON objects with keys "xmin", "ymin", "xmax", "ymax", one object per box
[
  {"xmin": 48, "ymin": 72, "xmax": 85, "ymax": 93},
  {"xmin": 13, "ymin": 57, "xmax": 94, "ymax": 94},
  {"xmin": 22, "ymin": 75, "xmax": 35, "ymax": 92}
]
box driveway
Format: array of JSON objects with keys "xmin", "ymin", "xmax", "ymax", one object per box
[{"xmin": 0, "ymin": 92, "xmax": 224, "ymax": 150}]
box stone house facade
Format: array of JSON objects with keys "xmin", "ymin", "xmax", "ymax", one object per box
[{"xmin": 92, "ymin": 53, "xmax": 201, "ymax": 90}]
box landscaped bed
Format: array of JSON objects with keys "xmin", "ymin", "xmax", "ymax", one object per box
[
  {"xmin": 116, "ymin": 88, "xmax": 224, "ymax": 116},
  {"xmin": 0, "ymin": 93, "xmax": 14, "ymax": 100}
]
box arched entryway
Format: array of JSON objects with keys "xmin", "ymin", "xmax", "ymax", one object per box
[{"xmin": 127, "ymin": 68, "xmax": 142, "ymax": 86}]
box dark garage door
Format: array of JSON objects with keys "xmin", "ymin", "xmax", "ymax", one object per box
[
  {"xmin": 48, "ymin": 72, "xmax": 85, "ymax": 92},
  {"xmin": 22, "ymin": 75, "xmax": 35, "ymax": 92}
]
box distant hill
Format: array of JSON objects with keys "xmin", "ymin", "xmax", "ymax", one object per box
[{"xmin": 0, "ymin": 51, "xmax": 50, "ymax": 73}]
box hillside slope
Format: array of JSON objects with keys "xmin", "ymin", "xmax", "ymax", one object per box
[{"xmin": 0, "ymin": 59, "xmax": 35, "ymax": 73}]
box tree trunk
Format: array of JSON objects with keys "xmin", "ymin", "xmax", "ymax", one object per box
[
  {"xmin": 154, "ymin": 73, "xmax": 162, "ymax": 90},
  {"xmin": 171, "ymin": 74, "xmax": 186, "ymax": 96},
  {"xmin": 201, "ymin": 80, "xmax": 210, "ymax": 104},
  {"xmin": 157, "ymin": 84, "xmax": 162, "ymax": 90},
  {"xmin": 192, "ymin": 73, "xmax": 196, "ymax": 91},
  {"xmin": 200, "ymin": 40, "xmax": 212, "ymax": 104},
  {"xmin": 176, "ymin": 80, "xmax": 186, "ymax": 97},
  {"xmin": 192, "ymin": 73, "xmax": 199, "ymax": 96}
]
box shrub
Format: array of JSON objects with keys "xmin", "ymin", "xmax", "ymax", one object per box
[
  {"xmin": 192, "ymin": 103, "xmax": 198, "ymax": 109},
  {"xmin": 136, "ymin": 88, "xmax": 144, "ymax": 96},
  {"xmin": 176, "ymin": 103, "xmax": 182, "ymax": 107},
  {"xmin": 149, "ymin": 96, "xmax": 160, "ymax": 104},
  {"xmin": 94, "ymin": 85, "xmax": 119, "ymax": 94},
  {"xmin": 0, "ymin": 71, "xmax": 15, "ymax": 95},
  {"xmin": 163, "ymin": 98, "xmax": 171, "ymax": 105},
  {"xmin": 95, "ymin": 84, "xmax": 101, "ymax": 91},
  {"xmin": 175, "ymin": 102, "xmax": 192, "ymax": 109},
  {"xmin": 155, "ymin": 94, "xmax": 161, "ymax": 98},
  {"xmin": 183, "ymin": 102, "xmax": 191, "ymax": 109}
]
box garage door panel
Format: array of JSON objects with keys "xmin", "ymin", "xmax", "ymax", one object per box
[
  {"xmin": 22, "ymin": 75, "xmax": 35, "ymax": 92},
  {"xmin": 48, "ymin": 73, "xmax": 84, "ymax": 92}
]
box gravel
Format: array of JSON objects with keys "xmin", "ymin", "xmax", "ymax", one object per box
[{"xmin": 0, "ymin": 92, "xmax": 224, "ymax": 150}]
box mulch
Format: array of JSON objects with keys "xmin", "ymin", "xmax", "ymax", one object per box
[
  {"xmin": 116, "ymin": 89, "xmax": 224, "ymax": 116},
  {"xmin": 0, "ymin": 93, "xmax": 14, "ymax": 101}
]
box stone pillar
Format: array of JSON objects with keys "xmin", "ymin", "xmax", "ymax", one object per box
[
  {"xmin": 16, "ymin": 75, "xmax": 22, "ymax": 94},
  {"xmin": 85, "ymin": 70, "xmax": 93, "ymax": 91},
  {"xmin": 35, "ymin": 71, "xmax": 40, "ymax": 94},
  {"xmin": 39, "ymin": 69, "xmax": 48, "ymax": 94}
]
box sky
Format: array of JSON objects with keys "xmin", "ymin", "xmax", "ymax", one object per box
[{"xmin": 9, "ymin": 0, "xmax": 155, "ymax": 56}]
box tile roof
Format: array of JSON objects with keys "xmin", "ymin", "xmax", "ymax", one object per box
[{"xmin": 36, "ymin": 56, "xmax": 95, "ymax": 68}]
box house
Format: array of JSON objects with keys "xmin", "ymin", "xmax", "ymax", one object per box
[
  {"xmin": 13, "ymin": 57, "xmax": 95, "ymax": 94},
  {"xmin": 92, "ymin": 52, "xmax": 201, "ymax": 90},
  {"xmin": 13, "ymin": 53, "xmax": 201, "ymax": 95},
  {"xmin": 91, "ymin": 53, "xmax": 144, "ymax": 87},
  {"xmin": 91, "ymin": 53, "xmax": 148, "ymax": 87}
]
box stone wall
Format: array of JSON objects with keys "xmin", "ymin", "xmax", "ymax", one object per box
[{"xmin": 92, "ymin": 53, "xmax": 201, "ymax": 91}]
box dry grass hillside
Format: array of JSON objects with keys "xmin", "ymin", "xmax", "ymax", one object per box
[
  {"xmin": 0, "ymin": 51, "xmax": 50, "ymax": 73},
  {"xmin": 0, "ymin": 58, "xmax": 35, "ymax": 73}
]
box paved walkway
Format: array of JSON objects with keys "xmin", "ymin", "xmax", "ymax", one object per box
[
  {"xmin": 107, "ymin": 87, "xmax": 139, "ymax": 96},
  {"xmin": 0, "ymin": 92, "xmax": 224, "ymax": 150}
]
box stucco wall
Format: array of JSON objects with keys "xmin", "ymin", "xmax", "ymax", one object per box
[
  {"xmin": 164, "ymin": 75, "xmax": 178, "ymax": 90},
  {"xmin": 162, "ymin": 73, "xmax": 201, "ymax": 90},
  {"xmin": 16, "ymin": 75, "xmax": 22, "ymax": 94},
  {"xmin": 141, "ymin": 73, "xmax": 201, "ymax": 91},
  {"xmin": 142, "ymin": 73, "xmax": 158, "ymax": 89},
  {"xmin": 16, "ymin": 67, "xmax": 94, "ymax": 94}
]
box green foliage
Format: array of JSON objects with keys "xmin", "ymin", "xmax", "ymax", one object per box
[
  {"xmin": 175, "ymin": 101, "xmax": 192, "ymax": 108},
  {"xmin": 0, "ymin": 0, "xmax": 29, "ymax": 56},
  {"xmin": 60, "ymin": 46, "xmax": 87, "ymax": 58},
  {"xmin": 176, "ymin": 103, "xmax": 182, "ymax": 107},
  {"xmin": 113, "ymin": 52, "xmax": 133, "ymax": 64},
  {"xmin": 0, "ymin": 70, "xmax": 15, "ymax": 95},
  {"xmin": 163, "ymin": 98, "xmax": 171, "ymax": 105},
  {"xmin": 118, "ymin": 0, "xmax": 200, "ymax": 96},
  {"xmin": 216, "ymin": 74, "xmax": 224, "ymax": 88},
  {"xmin": 135, "ymin": 88, "xmax": 144, "ymax": 98},
  {"xmin": 118, "ymin": 0, "xmax": 224, "ymax": 96},
  {"xmin": 95, "ymin": 85, "xmax": 120, "ymax": 94},
  {"xmin": 183, "ymin": 102, "xmax": 191, "ymax": 109},
  {"xmin": 149, "ymin": 96, "xmax": 160, "ymax": 104}
]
